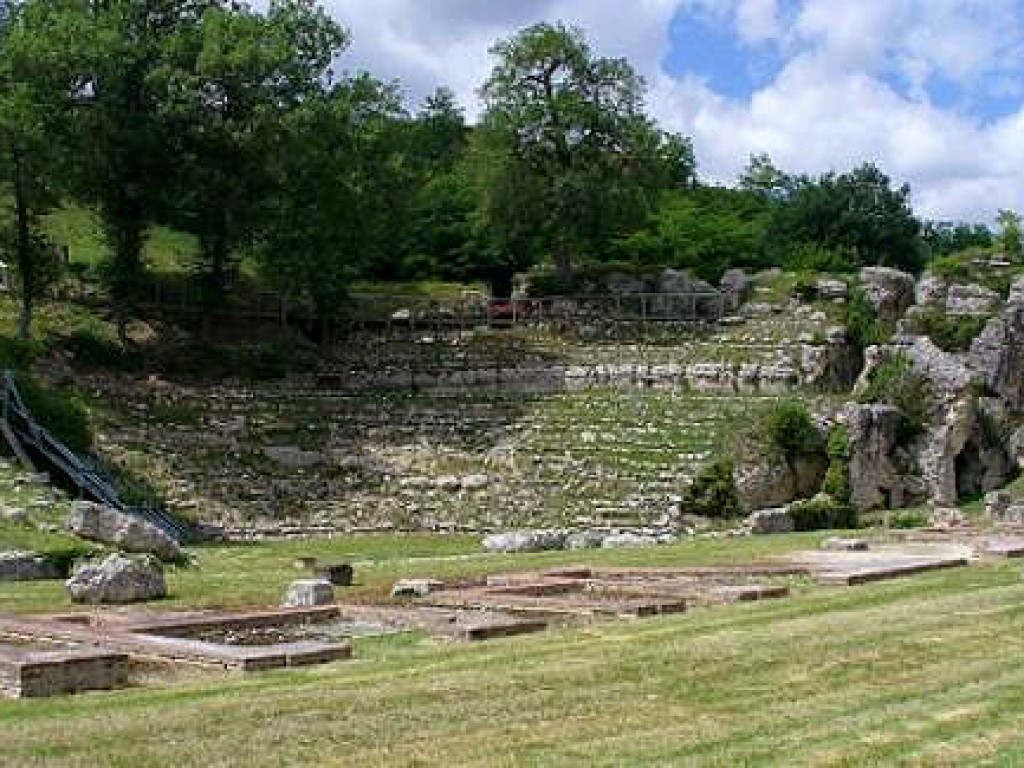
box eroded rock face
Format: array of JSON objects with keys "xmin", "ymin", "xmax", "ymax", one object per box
[
  {"xmin": 735, "ymin": 455, "xmax": 826, "ymax": 513},
  {"xmin": 66, "ymin": 554, "xmax": 166, "ymax": 604},
  {"xmin": 968, "ymin": 305, "xmax": 1024, "ymax": 411},
  {"xmin": 946, "ymin": 283, "xmax": 1000, "ymax": 316},
  {"xmin": 0, "ymin": 551, "xmax": 61, "ymax": 582},
  {"xmin": 846, "ymin": 403, "xmax": 908, "ymax": 511},
  {"xmin": 263, "ymin": 446, "xmax": 324, "ymax": 469},
  {"xmin": 859, "ymin": 267, "xmax": 915, "ymax": 321},
  {"xmin": 66, "ymin": 502, "xmax": 183, "ymax": 563},
  {"xmin": 720, "ymin": 269, "xmax": 753, "ymax": 309}
]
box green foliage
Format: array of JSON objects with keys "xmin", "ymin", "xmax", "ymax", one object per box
[
  {"xmin": 911, "ymin": 308, "xmax": 990, "ymax": 353},
  {"xmin": 844, "ymin": 287, "xmax": 893, "ymax": 351},
  {"xmin": 612, "ymin": 186, "xmax": 771, "ymax": 281},
  {"xmin": 788, "ymin": 496, "xmax": 858, "ymax": 532},
  {"xmin": 822, "ymin": 426, "xmax": 851, "ymax": 503},
  {"xmin": 857, "ymin": 353, "xmax": 931, "ymax": 442},
  {"xmin": 927, "ymin": 249, "xmax": 1015, "ymax": 297},
  {"xmin": 478, "ymin": 22, "xmax": 687, "ymax": 279},
  {"xmin": 681, "ymin": 459, "xmax": 740, "ymax": 519},
  {"xmin": 41, "ymin": 544, "xmax": 99, "ymax": 577},
  {"xmin": 12, "ymin": 370, "xmax": 92, "ymax": 454},
  {"xmin": 767, "ymin": 164, "xmax": 923, "ymax": 274},
  {"xmin": 997, "ymin": 209, "xmax": 1023, "ymax": 260},
  {"xmin": 922, "ymin": 221, "xmax": 993, "ymax": 258},
  {"xmin": 766, "ymin": 400, "xmax": 823, "ymax": 459}
]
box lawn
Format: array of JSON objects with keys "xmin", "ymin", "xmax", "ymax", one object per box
[{"xmin": 3, "ymin": 533, "xmax": 1024, "ymax": 765}]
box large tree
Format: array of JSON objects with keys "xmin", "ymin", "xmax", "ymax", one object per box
[
  {"xmin": 257, "ymin": 72, "xmax": 410, "ymax": 337},
  {"xmin": 0, "ymin": 0, "xmax": 75, "ymax": 338},
  {"xmin": 161, "ymin": 0, "xmax": 347, "ymax": 312},
  {"xmin": 478, "ymin": 22, "xmax": 689, "ymax": 283}
]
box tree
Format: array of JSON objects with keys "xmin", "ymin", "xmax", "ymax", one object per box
[
  {"xmin": 997, "ymin": 209, "xmax": 1023, "ymax": 260},
  {"xmin": 767, "ymin": 163, "xmax": 922, "ymax": 273},
  {"xmin": 738, "ymin": 153, "xmax": 790, "ymax": 199},
  {"xmin": 478, "ymin": 23, "xmax": 680, "ymax": 283},
  {"xmin": 0, "ymin": 0, "xmax": 73, "ymax": 339},
  {"xmin": 922, "ymin": 221, "xmax": 993, "ymax": 258},
  {"xmin": 160, "ymin": 0, "xmax": 348, "ymax": 314},
  {"xmin": 257, "ymin": 73, "xmax": 410, "ymax": 338}
]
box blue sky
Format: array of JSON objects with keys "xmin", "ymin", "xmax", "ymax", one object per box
[{"xmin": 325, "ymin": 0, "xmax": 1024, "ymax": 222}]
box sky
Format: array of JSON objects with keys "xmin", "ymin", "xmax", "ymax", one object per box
[{"xmin": 319, "ymin": 0, "xmax": 1024, "ymax": 224}]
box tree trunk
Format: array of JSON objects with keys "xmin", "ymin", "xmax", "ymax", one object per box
[{"xmin": 12, "ymin": 145, "xmax": 35, "ymax": 341}]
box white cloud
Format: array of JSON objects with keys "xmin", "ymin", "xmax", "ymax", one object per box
[{"xmin": 315, "ymin": 0, "xmax": 1024, "ymax": 222}]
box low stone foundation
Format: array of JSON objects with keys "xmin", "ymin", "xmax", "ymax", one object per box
[{"xmin": 0, "ymin": 647, "xmax": 129, "ymax": 699}]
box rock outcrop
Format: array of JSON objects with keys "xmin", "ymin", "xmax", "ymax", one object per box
[
  {"xmin": 281, "ymin": 579, "xmax": 334, "ymax": 607},
  {"xmin": 968, "ymin": 304, "xmax": 1024, "ymax": 410},
  {"xmin": 66, "ymin": 502, "xmax": 183, "ymax": 563},
  {"xmin": 859, "ymin": 267, "xmax": 915, "ymax": 321},
  {"xmin": 735, "ymin": 455, "xmax": 826, "ymax": 513},
  {"xmin": 846, "ymin": 404, "xmax": 912, "ymax": 511},
  {"xmin": 66, "ymin": 554, "xmax": 166, "ymax": 604}
]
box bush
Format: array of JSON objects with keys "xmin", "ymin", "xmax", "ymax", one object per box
[
  {"xmin": 789, "ymin": 496, "xmax": 858, "ymax": 532},
  {"xmin": 857, "ymin": 353, "xmax": 931, "ymax": 442},
  {"xmin": 911, "ymin": 308, "xmax": 989, "ymax": 353},
  {"xmin": 12, "ymin": 371, "xmax": 93, "ymax": 454},
  {"xmin": 766, "ymin": 400, "xmax": 823, "ymax": 459},
  {"xmin": 63, "ymin": 330, "xmax": 142, "ymax": 372},
  {"xmin": 844, "ymin": 287, "xmax": 893, "ymax": 351},
  {"xmin": 42, "ymin": 545, "xmax": 100, "ymax": 577},
  {"xmin": 822, "ymin": 425, "xmax": 851, "ymax": 503},
  {"xmin": 681, "ymin": 459, "xmax": 740, "ymax": 519}
]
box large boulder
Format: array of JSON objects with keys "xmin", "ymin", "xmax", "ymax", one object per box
[
  {"xmin": 482, "ymin": 529, "xmax": 568, "ymax": 553},
  {"xmin": 66, "ymin": 554, "xmax": 166, "ymax": 604},
  {"xmin": 0, "ymin": 551, "xmax": 61, "ymax": 582},
  {"xmin": 735, "ymin": 455, "xmax": 826, "ymax": 513},
  {"xmin": 66, "ymin": 502, "xmax": 183, "ymax": 563},
  {"xmin": 1008, "ymin": 275, "xmax": 1024, "ymax": 305},
  {"xmin": 859, "ymin": 267, "xmax": 915, "ymax": 321},
  {"xmin": 946, "ymin": 283, "xmax": 1000, "ymax": 316},
  {"xmin": 845, "ymin": 403, "xmax": 910, "ymax": 511},
  {"xmin": 720, "ymin": 269, "xmax": 753, "ymax": 310},
  {"xmin": 746, "ymin": 508, "xmax": 794, "ymax": 535},
  {"xmin": 968, "ymin": 305, "xmax": 1024, "ymax": 411},
  {"xmin": 916, "ymin": 275, "xmax": 948, "ymax": 306}
]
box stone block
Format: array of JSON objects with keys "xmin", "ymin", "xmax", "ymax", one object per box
[{"xmin": 281, "ymin": 579, "xmax": 334, "ymax": 607}]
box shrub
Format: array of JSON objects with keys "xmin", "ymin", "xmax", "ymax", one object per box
[
  {"xmin": 822, "ymin": 425, "xmax": 851, "ymax": 503},
  {"xmin": 766, "ymin": 400, "xmax": 823, "ymax": 459},
  {"xmin": 681, "ymin": 459, "xmax": 740, "ymax": 519},
  {"xmin": 792, "ymin": 274, "xmax": 818, "ymax": 302},
  {"xmin": 857, "ymin": 353, "xmax": 930, "ymax": 442},
  {"xmin": 844, "ymin": 287, "xmax": 893, "ymax": 351},
  {"xmin": 63, "ymin": 330, "xmax": 142, "ymax": 372},
  {"xmin": 42, "ymin": 545, "xmax": 99, "ymax": 577},
  {"xmin": 911, "ymin": 308, "xmax": 989, "ymax": 353},
  {"xmin": 12, "ymin": 371, "xmax": 93, "ymax": 454},
  {"xmin": 789, "ymin": 496, "xmax": 858, "ymax": 532}
]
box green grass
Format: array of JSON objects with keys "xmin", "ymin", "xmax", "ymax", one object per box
[{"xmin": 2, "ymin": 535, "xmax": 1024, "ymax": 765}]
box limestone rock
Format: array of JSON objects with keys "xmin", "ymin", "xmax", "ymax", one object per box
[
  {"xmin": 721, "ymin": 269, "xmax": 753, "ymax": 309},
  {"xmin": 391, "ymin": 579, "xmax": 442, "ymax": 598},
  {"xmin": 916, "ymin": 275, "xmax": 948, "ymax": 306},
  {"xmin": 946, "ymin": 283, "xmax": 1000, "ymax": 316},
  {"xmin": 482, "ymin": 529, "xmax": 568, "ymax": 553},
  {"xmin": 929, "ymin": 507, "xmax": 968, "ymax": 529},
  {"xmin": 66, "ymin": 502, "xmax": 183, "ymax": 563},
  {"xmin": 846, "ymin": 403, "xmax": 909, "ymax": 511},
  {"xmin": 859, "ymin": 267, "xmax": 915, "ymax": 321},
  {"xmin": 601, "ymin": 533, "xmax": 661, "ymax": 549},
  {"xmin": 565, "ymin": 531, "xmax": 607, "ymax": 550},
  {"xmin": 1008, "ymin": 426, "xmax": 1024, "ymax": 469},
  {"xmin": 2, "ymin": 507, "xmax": 28, "ymax": 524},
  {"xmin": 985, "ymin": 491, "xmax": 1013, "ymax": 519},
  {"xmin": 1008, "ymin": 275, "xmax": 1024, "ymax": 305},
  {"xmin": 0, "ymin": 551, "xmax": 61, "ymax": 581},
  {"xmin": 66, "ymin": 554, "xmax": 166, "ymax": 604},
  {"xmin": 821, "ymin": 538, "xmax": 870, "ymax": 551},
  {"xmin": 746, "ymin": 508, "xmax": 794, "ymax": 535},
  {"xmin": 735, "ymin": 455, "xmax": 826, "ymax": 513},
  {"xmin": 282, "ymin": 579, "xmax": 334, "ymax": 607},
  {"xmin": 817, "ymin": 279, "xmax": 848, "ymax": 301},
  {"xmin": 263, "ymin": 446, "xmax": 324, "ymax": 469},
  {"xmin": 968, "ymin": 305, "xmax": 1024, "ymax": 410},
  {"xmin": 461, "ymin": 474, "xmax": 489, "ymax": 491}
]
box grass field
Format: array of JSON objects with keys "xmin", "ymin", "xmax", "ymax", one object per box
[{"xmin": 3, "ymin": 533, "xmax": 1024, "ymax": 765}]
